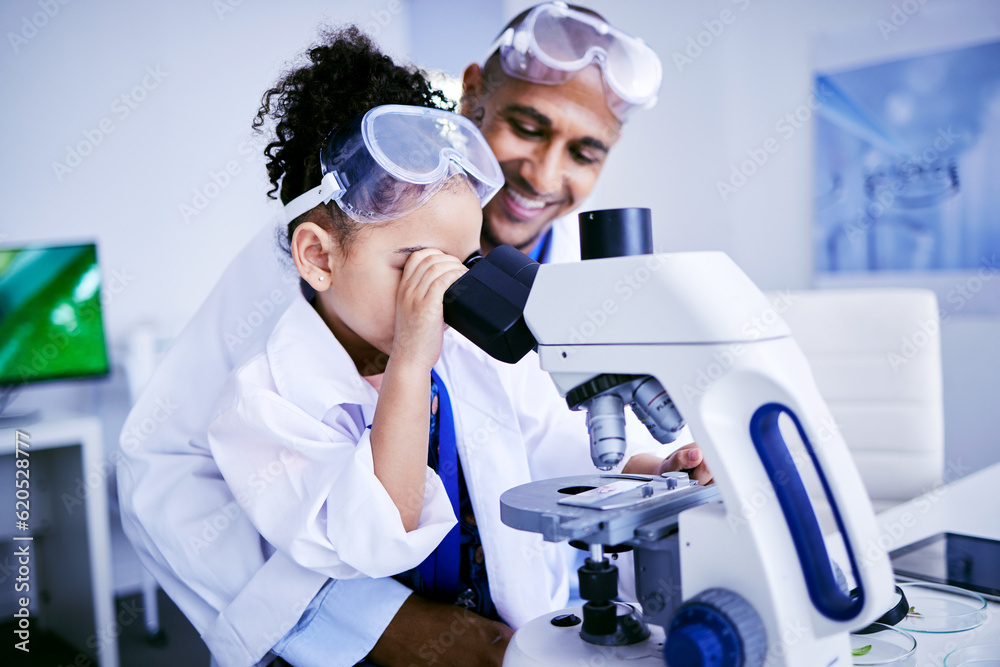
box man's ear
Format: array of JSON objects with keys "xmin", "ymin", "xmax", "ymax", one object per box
[
  {"xmin": 290, "ymin": 221, "xmax": 334, "ymax": 291},
  {"xmin": 460, "ymin": 63, "xmax": 484, "ymax": 120}
]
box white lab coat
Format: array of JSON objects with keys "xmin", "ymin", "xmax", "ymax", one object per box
[
  {"xmin": 205, "ymin": 292, "xmax": 460, "ymax": 580},
  {"xmin": 206, "ymin": 291, "xmax": 637, "ymax": 620},
  {"xmin": 118, "ymin": 221, "xmax": 315, "ymax": 666},
  {"xmin": 545, "ymin": 213, "xmax": 582, "ymax": 264},
  {"xmin": 117, "ymin": 215, "xmax": 672, "ymax": 666}
]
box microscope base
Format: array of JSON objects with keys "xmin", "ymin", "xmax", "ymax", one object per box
[{"xmin": 503, "ymin": 606, "xmax": 666, "ymax": 667}]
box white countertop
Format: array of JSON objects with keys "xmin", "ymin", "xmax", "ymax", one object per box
[{"xmin": 875, "ymin": 463, "xmax": 1000, "ymax": 664}]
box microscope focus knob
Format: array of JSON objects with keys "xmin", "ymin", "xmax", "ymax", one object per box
[{"xmin": 664, "ymin": 588, "xmax": 767, "ymax": 667}]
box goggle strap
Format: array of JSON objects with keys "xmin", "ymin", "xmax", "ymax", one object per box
[
  {"xmin": 482, "ymin": 27, "xmax": 515, "ymax": 64},
  {"xmin": 283, "ymin": 172, "xmax": 346, "ymax": 223}
]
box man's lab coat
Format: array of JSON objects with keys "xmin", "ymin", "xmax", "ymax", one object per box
[{"xmin": 117, "ymin": 216, "xmax": 662, "ymax": 666}]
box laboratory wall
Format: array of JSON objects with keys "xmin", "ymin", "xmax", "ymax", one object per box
[{"xmin": 1, "ymin": 0, "xmax": 997, "ymax": 494}]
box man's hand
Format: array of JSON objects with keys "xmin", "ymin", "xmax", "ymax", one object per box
[
  {"xmin": 623, "ymin": 443, "xmax": 713, "ymax": 485},
  {"xmin": 368, "ymin": 595, "xmax": 512, "ymax": 667},
  {"xmin": 658, "ymin": 442, "xmax": 712, "ymax": 485}
]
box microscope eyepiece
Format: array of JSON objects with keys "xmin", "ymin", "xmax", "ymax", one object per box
[{"xmin": 442, "ymin": 245, "xmax": 539, "ymax": 364}]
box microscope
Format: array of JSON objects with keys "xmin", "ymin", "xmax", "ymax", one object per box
[{"xmin": 444, "ymin": 209, "xmax": 895, "ymax": 666}]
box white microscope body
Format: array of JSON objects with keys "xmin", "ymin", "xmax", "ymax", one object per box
[{"xmin": 502, "ymin": 250, "xmax": 896, "ymax": 665}]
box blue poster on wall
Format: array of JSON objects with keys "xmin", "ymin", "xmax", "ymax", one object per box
[{"xmin": 814, "ymin": 40, "xmax": 1000, "ymax": 275}]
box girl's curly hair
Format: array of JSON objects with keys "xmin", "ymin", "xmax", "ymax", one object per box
[{"xmin": 252, "ymin": 25, "xmax": 453, "ymax": 248}]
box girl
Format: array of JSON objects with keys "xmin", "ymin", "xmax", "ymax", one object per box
[{"xmin": 205, "ymin": 25, "xmax": 669, "ymax": 663}]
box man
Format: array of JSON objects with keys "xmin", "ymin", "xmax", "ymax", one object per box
[
  {"xmin": 462, "ymin": 3, "xmax": 654, "ymax": 264},
  {"xmin": 117, "ymin": 5, "xmax": 705, "ymax": 667}
]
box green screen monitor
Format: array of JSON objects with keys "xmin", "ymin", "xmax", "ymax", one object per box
[{"xmin": 0, "ymin": 243, "xmax": 110, "ymax": 386}]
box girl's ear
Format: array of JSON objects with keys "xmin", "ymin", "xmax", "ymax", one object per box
[{"xmin": 290, "ymin": 221, "xmax": 334, "ymax": 291}]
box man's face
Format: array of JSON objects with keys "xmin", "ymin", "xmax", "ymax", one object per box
[{"xmin": 462, "ymin": 63, "xmax": 622, "ymax": 253}]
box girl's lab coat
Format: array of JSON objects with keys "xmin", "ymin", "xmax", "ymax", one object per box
[{"xmin": 206, "ymin": 293, "xmax": 601, "ymax": 593}]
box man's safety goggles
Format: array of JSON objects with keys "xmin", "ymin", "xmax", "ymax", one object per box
[
  {"xmin": 486, "ymin": 2, "xmax": 662, "ymax": 121},
  {"xmin": 284, "ymin": 105, "xmax": 504, "ymax": 224}
]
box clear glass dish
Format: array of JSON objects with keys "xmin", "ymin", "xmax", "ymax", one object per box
[
  {"xmin": 897, "ymin": 582, "xmax": 988, "ymax": 633},
  {"xmin": 943, "ymin": 644, "xmax": 1000, "ymax": 666},
  {"xmin": 850, "ymin": 622, "xmax": 917, "ymax": 666}
]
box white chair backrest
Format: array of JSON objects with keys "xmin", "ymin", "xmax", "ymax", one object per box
[{"xmin": 771, "ymin": 288, "xmax": 944, "ymax": 513}]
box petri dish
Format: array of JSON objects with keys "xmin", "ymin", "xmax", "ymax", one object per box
[
  {"xmin": 850, "ymin": 623, "xmax": 917, "ymax": 666},
  {"xmin": 897, "ymin": 582, "xmax": 988, "ymax": 633},
  {"xmin": 943, "ymin": 644, "xmax": 1000, "ymax": 666}
]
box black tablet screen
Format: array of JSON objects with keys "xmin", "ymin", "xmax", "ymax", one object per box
[{"xmin": 890, "ymin": 532, "xmax": 1000, "ymax": 598}]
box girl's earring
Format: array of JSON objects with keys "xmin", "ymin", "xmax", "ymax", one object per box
[{"xmin": 318, "ymin": 276, "xmax": 324, "ymax": 282}]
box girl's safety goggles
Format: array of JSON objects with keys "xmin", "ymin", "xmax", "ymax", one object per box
[
  {"xmin": 486, "ymin": 2, "xmax": 662, "ymax": 121},
  {"xmin": 284, "ymin": 105, "xmax": 504, "ymax": 224}
]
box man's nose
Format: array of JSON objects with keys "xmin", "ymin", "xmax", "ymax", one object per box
[{"xmin": 520, "ymin": 145, "xmax": 563, "ymax": 196}]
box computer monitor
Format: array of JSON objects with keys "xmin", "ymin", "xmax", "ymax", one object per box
[{"xmin": 0, "ymin": 242, "xmax": 110, "ymax": 388}]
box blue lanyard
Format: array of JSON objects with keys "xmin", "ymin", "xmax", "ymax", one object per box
[
  {"xmin": 418, "ymin": 370, "xmax": 461, "ymax": 597},
  {"xmin": 527, "ymin": 227, "xmax": 553, "ymax": 264}
]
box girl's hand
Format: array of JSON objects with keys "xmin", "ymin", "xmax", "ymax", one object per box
[
  {"xmin": 391, "ymin": 248, "xmax": 467, "ymax": 371},
  {"xmin": 371, "ymin": 249, "xmax": 466, "ymax": 531}
]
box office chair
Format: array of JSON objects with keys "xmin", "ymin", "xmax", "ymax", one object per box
[{"xmin": 772, "ymin": 288, "xmax": 945, "ymax": 514}]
